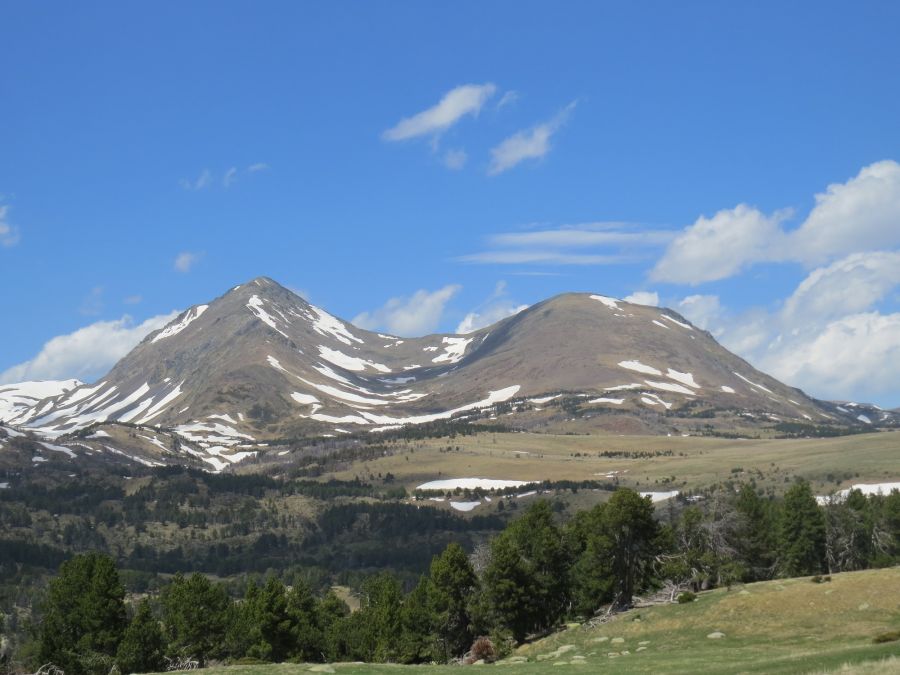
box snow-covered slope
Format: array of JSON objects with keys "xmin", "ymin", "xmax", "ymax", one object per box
[
  {"xmin": 5, "ymin": 277, "xmax": 890, "ymax": 472},
  {"xmin": 0, "ymin": 379, "xmax": 82, "ymax": 423}
]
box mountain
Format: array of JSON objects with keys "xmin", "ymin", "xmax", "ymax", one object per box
[
  {"xmin": 0, "ymin": 379, "xmax": 82, "ymax": 423},
  {"xmin": 3, "ymin": 277, "xmax": 894, "ymax": 471}
]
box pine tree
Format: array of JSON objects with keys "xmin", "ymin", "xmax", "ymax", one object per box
[
  {"xmin": 38, "ymin": 552, "xmax": 127, "ymax": 675},
  {"xmin": 286, "ymin": 578, "xmax": 324, "ymax": 662},
  {"xmin": 735, "ymin": 484, "xmax": 776, "ymax": 580},
  {"xmin": 483, "ymin": 501, "xmax": 571, "ymax": 642},
  {"xmin": 397, "ymin": 577, "xmax": 434, "ymax": 664},
  {"xmin": 778, "ymin": 480, "xmax": 826, "ymax": 576},
  {"xmin": 115, "ymin": 600, "xmax": 165, "ymax": 674},
  {"xmin": 601, "ymin": 489, "xmax": 661, "ymax": 607},
  {"xmin": 161, "ymin": 573, "xmax": 232, "ymax": 665},
  {"xmin": 428, "ymin": 543, "xmax": 477, "ymax": 661}
]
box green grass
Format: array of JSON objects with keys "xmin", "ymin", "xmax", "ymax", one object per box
[{"xmin": 159, "ymin": 567, "xmax": 900, "ymax": 675}]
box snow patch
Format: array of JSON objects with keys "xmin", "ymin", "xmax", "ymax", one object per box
[
  {"xmin": 151, "ymin": 305, "xmax": 208, "ymax": 343},
  {"xmin": 619, "ymin": 360, "xmax": 662, "ymax": 376}
]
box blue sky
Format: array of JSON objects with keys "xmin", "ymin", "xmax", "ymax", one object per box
[{"xmin": 2, "ymin": 1, "xmax": 900, "ymax": 406}]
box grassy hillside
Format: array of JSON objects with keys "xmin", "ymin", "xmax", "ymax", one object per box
[
  {"xmin": 152, "ymin": 568, "xmax": 900, "ymax": 674},
  {"xmin": 321, "ymin": 430, "xmax": 900, "ymax": 498}
]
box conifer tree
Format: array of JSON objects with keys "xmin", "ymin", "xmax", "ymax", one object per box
[
  {"xmin": 115, "ymin": 600, "xmax": 165, "ymax": 674},
  {"xmin": 778, "ymin": 480, "xmax": 826, "ymax": 576}
]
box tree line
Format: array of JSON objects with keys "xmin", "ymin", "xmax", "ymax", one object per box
[{"xmin": 9, "ymin": 481, "xmax": 900, "ymax": 674}]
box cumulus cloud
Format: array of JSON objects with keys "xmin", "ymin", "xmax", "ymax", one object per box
[
  {"xmin": 794, "ymin": 160, "xmax": 900, "ymax": 264},
  {"xmin": 652, "ymin": 160, "xmax": 900, "ymax": 284},
  {"xmin": 0, "ymin": 312, "xmax": 179, "ymax": 384},
  {"xmin": 179, "ymin": 169, "xmax": 212, "ymax": 191},
  {"xmin": 624, "ymin": 291, "xmax": 659, "ymax": 307},
  {"xmin": 759, "ymin": 312, "xmax": 900, "ymax": 402},
  {"xmin": 353, "ymin": 285, "xmax": 461, "ymax": 336},
  {"xmin": 174, "ymin": 252, "xmax": 201, "ymax": 273},
  {"xmin": 456, "ymin": 281, "xmax": 528, "ymax": 333},
  {"xmin": 488, "ymin": 101, "xmax": 576, "ymax": 175},
  {"xmin": 781, "ymin": 251, "xmax": 900, "ymax": 325},
  {"xmin": 651, "ymin": 205, "xmax": 791, "ymax": 284},
  {"xmin": 683, "ymin": 250, "xmax": 900, "ymax": 403},
  {"xmin": 0, "ymin": 205, "xmax": 21, "ymax": 247},
  {"xmin": 383, "ymin": 84, "xmax": 496, "ymax": 141},
  {"xmin": 676, "ymin": 294, "xmax": 724, "ymax": 332},
  {"xmin": 460, "ymin": 222, "xmax": 668, "ymax": 266}
]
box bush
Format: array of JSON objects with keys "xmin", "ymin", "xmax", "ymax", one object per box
[
  {"xmin": 469, "ymin": 636, "xmax": 497, "ymax": 663},
  {"xmin": 677, "ymin": 591, "xmax": 697, "ymax": 604},
  {"xmin": 873, "ymin": 630, "xmax": 900, "ymax": 644},
  {"xmin": 811, "ymin": 575, "xmax": 832, "ymax": 584}
]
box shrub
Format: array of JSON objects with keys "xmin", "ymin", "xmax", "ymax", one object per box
[
  {"xmin": 677, "ymin": 591, "xmax": 697, "ymax": 604},
  {"xmin": 873, "ymin": 630, "xmax": 900, "ymax": 644},
  {"xmin": 469, "ymin": 636, "xmax": 497, "ymax": 663}
]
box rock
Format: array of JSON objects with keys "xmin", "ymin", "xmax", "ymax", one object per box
[
  {"xmin": 858, "ymin": 602, "xmax": 870, "ymax": 610},
  {"xmin": 638, "ymin": 640, "xmax": 650, "ymax": 646},
  {"xmin": 591, "ymin": 636, "xmax": 609, "ymax": 643},
  {"xmin": 636, "ymin": 646, "xmax": 647, "ymax": 652},
  {"xmin": 472, "ymin": 659, "xmax": 485, "ymax": 665},
  {"xmin": 611, "ymin": 637, "xmax": 625, "ymax": 644},
  {"xmin": 707, "ymin": 631, "xmax": 726, "ymax": 639},
  {"xmin": 307, "ymin": 667, "xmax": 335, "ymax": 673}
]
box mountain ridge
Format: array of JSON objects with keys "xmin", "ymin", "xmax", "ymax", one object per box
[{"xmin": 2, "ymin": 276, "xmax": 895, "ymax": 471}]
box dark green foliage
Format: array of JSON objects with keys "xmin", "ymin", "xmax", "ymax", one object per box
[
  {"xmin": 160, "ymin": 572, "xmax": 231, "ymax": 665},
  {"xmin": 427, "ymin": 542, "xmax": 477, "ymax": 661},
  {"xmin": 873, "ymin": 630, "xmax": 900, "ymax": 644},
  {"xmin": 779, "ymin": 480, "xmax": 827, "ymax": 576},
  {"xmin": 37, "ymin": 552, "xmax": 127, "ymax": 675},
  {"xmin": 676, "ymin": 591, "xmax": 697, "ymax": 603},
  {"xmin": 600, "ymin": 489, "xmax": 661, "ymax": 607},
  {"xmin": 484, "ymin": 501, "xmax": 571, "ymax": 641},
  {"xmin": 115, "ymin": 600, "xmax": 165, "ymax": 674}
]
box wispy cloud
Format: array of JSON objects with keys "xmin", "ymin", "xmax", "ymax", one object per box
[
  {"xmin": 179, "ymin": 169, "xmax": 213, "ymax": 191},
  {"xmin": 247, "ymin": 162, "xmax": 269, "ymax": 173},
  {"xmin": 123, "ymin": 295, "xmax": 143, "ymax": 305},
  {"xmin": 496, "ymin": 90, "xmax": 519, "ymax": 109},
  {"xmin": 354, "ymin": 285, "xmax": 461, "ymax": 336},
  {"xmin": 223, "ymin": 167, "xmax": 238, "ymax": 188},
  {"xmin": 383, "ymin": 83, "xmax": 497, "ymax": 141},
  {"xmin": 174, "ymin": 252, "xmax": 201, "ymax": 273},
  {"xmin": 442, "ymin": 149, "xmax": 468, "ymax": 170},
  {"xmin": 488, "ymin": 101, "xmax": 576, "ymax": 175},
  {"xmin": 0, "ymin": 204, "xmax": 21, "ymax": 247},
  {"xmin": 79, "ymin": 286, "xmax": 105, "ymax": 316},
  {"xmin": 460, "ymin": 222, "xmax": 669, "ymax": 266},
  {"xmin": 456, "ymin": 281, "xmax": 528, "ymax": 333}
]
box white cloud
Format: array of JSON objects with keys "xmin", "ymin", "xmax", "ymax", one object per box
[
  {"xmin": 759, "ymin": 312, "xmax": 900, "ymax": 402},
  {"xmin": 794, "ymin": 160, "xmax": 900, "ymax": 264},
  {"xmin": 781, "ymin": 251, "xmax": 900, "ymax": 325},
  {"xmin": 223, "ymin": 167, "xmax": 238, "ymax": 188},
  {"xmin": 458, "ymin": 250, "xmax": 637, "ymax": 265},
  {"xmin": 247, "ymin": 162, "xmax": 269, "ymax": 172},
  {"xmin": 0, "ymin": 312, "xmax": 179, "ymax": 384},
  {"xmin": 497, "ymin": 90, "xmax": 519, "ymax": 109},
  {"xmin": 174, "ymin": 252, "xmax": 201, "ymax": 273},
  {"xmin": 123, "ymin": 295, "xmax": 143, "ymax": 305},
  {"xmin": 443, "ymin": 149, "xmax": 468, "ymax": 170},
  {"xmin": 624, "ymin": 291, "xmax": 659, "ymax": 307},
  {"xmin": 460, "ymin": 222, "xmax": 667, "ymax": 266},
  {"xmin": 180, "ymin": 169, "xmax": 213, "ymax": 191},
  {"xmin": 488, "ymin": 101, "xmax": 576, "ymax": 175},
  {"xmin": 79, "ymin": 286, "xmax": 105, "ymax": 316},
  {"xmin": 456, "ymin": 281, "xmax": 528, "ymax": 333},
  {"xmin": 0, "ymin": 205, "xmax": 21, "ymax": 247},
  {"xmin": 353, "ymin": 285, "xmax": 462, "ymax": 336},
  {"xmin": 383, "ymin": 84, "xmax": 496, "ymax": 141},
  {"xmin": 651, "ymin": 204, "xmax": 791, "ymax": 284},
  {"xmin": 652, "ymin": 161, "xmax": 900, "ymax": 284},
  {"xmin": 676, "ymin": 294, "xmax": 724, "ymax": 332}
]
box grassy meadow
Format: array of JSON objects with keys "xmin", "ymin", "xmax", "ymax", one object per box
[{"xmin": 156, "ymin": 567, "xmax": 900, "ymax": 674}]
